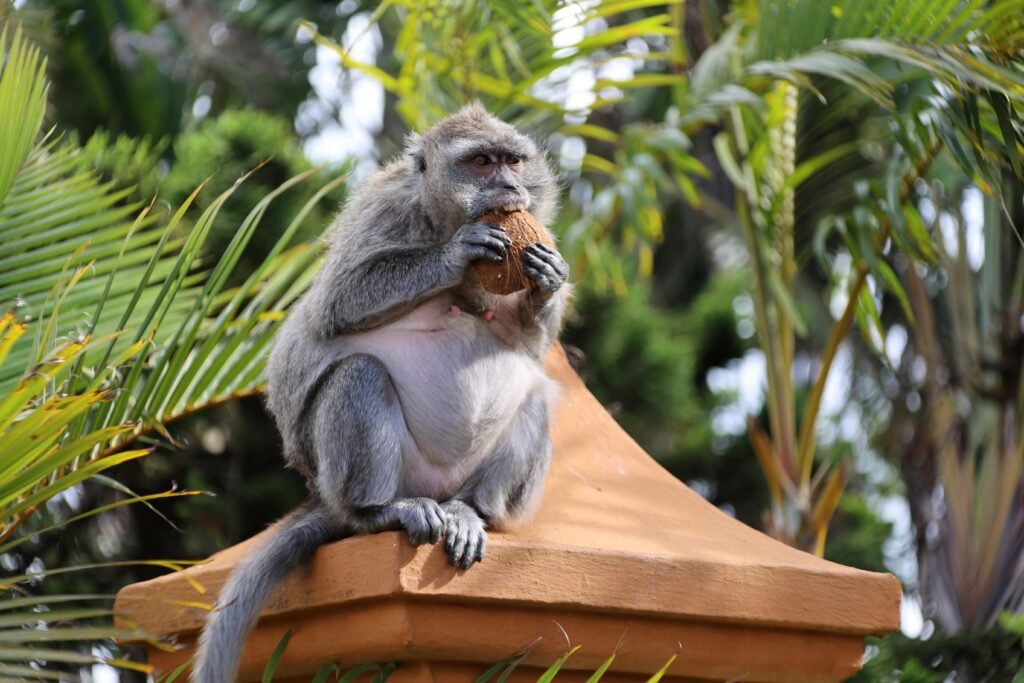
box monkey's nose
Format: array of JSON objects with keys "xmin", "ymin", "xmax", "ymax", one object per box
[{"xmin": 502, "ymin": 184, "xmax": 517, "ymax": 191}]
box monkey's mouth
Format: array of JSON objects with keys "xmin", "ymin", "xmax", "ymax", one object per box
[{"xmin": 486, "ymin": 190, "xmax": 529, "ymax": 213}]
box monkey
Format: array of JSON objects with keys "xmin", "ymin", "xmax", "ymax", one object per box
[{"xmin": 191, "ymin": 103, "xmax": 570, "ymax": 683}]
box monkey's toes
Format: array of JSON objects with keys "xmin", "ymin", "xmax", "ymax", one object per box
[
  {"xmin": 400, "ymin": 498, "xmax": 446, "ymax": 546},
  {"xmin": 443, "ymin": 510, "xmax": 487, "ymax": 569}
]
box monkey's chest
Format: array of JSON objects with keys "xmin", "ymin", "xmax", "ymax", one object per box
[
  {"xmin": 343, "ymin": 298, "xmax": 549, "ymax": 497},
  {"xmin": 388, "ymin": 329, "xmax": 543, "ymax": 447}
]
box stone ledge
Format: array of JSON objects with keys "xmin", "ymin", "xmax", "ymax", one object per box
[
  {"xmin": 115, "ymin": 348, "xmax": 900, "ymax": 682},
  {"xmin": 139, "ymin": 595, "xmax": 873, "ymax": 682},
  {"xmin": 117, "ymin": 532, "xmax": 898, "ymax": 638}
]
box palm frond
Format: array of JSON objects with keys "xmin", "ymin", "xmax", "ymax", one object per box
[
  {"xmin": 0, "ymin": 23, "xmax": 47, "ymax": 203},
  {"xmin": 754, "ymin": 0, "xmax": 1024, "ymax": 59},
  {"xmin": 0, "ymin": 23, "xmax": 346, "ymax": 679}
]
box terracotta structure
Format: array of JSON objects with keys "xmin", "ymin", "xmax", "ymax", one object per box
[{"xmin": 115, "ymin": 350, "xmax": 900, "ymax": 682}]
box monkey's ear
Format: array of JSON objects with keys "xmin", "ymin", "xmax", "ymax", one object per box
[{"xmin": 405, "ymin": 134, "xmax": 426, "ymax": 173}]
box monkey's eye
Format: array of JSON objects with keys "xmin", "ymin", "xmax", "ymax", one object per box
[
  {"xmin": 473, "ymin": 154, "xmax": 492, "ymax": 166},
  {"xmin": 506, "ymin": 155, "xmax": 522, "ymax": 165}
]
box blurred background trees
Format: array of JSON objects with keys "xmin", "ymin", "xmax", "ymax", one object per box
[{"xmin": 3, "ymin": 0, "xmax": 1024, "ymax": 679}]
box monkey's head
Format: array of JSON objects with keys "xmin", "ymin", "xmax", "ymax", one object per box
[{"xmin": 407, "ymin": 103, "xmax": 558, "ymax": 234}]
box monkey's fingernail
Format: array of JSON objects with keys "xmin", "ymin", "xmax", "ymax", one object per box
[{"xmin": 483, "ymin": 310, "xmax": 495, "ymax": 322}]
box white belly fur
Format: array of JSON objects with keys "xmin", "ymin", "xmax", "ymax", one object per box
[{"xmin": 337, "ymin": 295, "xmax": 553, "ymax": 499}]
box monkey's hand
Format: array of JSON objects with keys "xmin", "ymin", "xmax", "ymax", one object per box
[
  {"xmin": 447, "ymin": 222, "xmax": 511, "ymax": 270},
  {"xmin": 441, "ymin": 499, "xmax": 486, "ymax": 569},
  {"xmin": 523, "ymin": 243, "xmax": 569, "ymax": 295}
]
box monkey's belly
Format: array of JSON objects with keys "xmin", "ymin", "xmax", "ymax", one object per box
[{"xmin": 341, "ymin": 297, "xmax": 552, "ymax": 499}]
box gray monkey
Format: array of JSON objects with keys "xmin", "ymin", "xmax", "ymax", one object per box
[{"xmin": 192, "ymin": 103, "xmax": 570, "ymax": 683}]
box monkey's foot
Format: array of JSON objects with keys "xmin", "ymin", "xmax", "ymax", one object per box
[
  {"xmin": 441, "ymin": 499, "xmax": 487, "ymax": 569},
  {"xmin": 394, "ymin": 498, "xmax": 446, "ymax": 546}
]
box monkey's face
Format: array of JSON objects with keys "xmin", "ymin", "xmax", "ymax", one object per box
[
  {"xmin": 459, "ymin": 146, "xmax": 532, "ymax": 213},
  {"xmin": 415, "ymin": 105, "xmax": 557, "ymax": 234},
  {"xmin": 423, "ymin": 135, "xmax": 539, "ymax": 232}
]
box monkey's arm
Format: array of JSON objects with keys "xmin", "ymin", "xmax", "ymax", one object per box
[{"xmin": 306, "ymin": 222, "xmax": 511, "ymax": 337}]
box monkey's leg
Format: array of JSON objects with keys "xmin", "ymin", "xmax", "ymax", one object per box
[
  {"xmin": 445, "ymin": 391, "xmax": 552, "ymax": 568},
  {"xmin": 310, "ymin": 353, "xmax": 445, "ymax": 546}
]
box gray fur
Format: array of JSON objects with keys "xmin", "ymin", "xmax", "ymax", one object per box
[
  {"xmin": 192, "ymin": 104, "xmax": 569, "ymax": 683},
  {"xmin": 191, "ymin": 506, "xmax": 335, "ymax": 683}
]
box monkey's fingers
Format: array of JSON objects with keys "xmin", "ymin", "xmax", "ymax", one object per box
[
  {"xmin": 457, "ymin": 222, "xmax": 511, "ymax": 262},
  {"xmin": 468, "ymin": 528, "xmax": 486, "ymax": 567},
  {"xmin": 475, "ymin": 221, "xmax": 513, "ymax": 245},
  {"xmin": 441, "ymin": 500, "xmax": 486, "ymax": 569},
  {"xmin": 400, "ymin": 498, "xmax": 446, "ymax": 546},
  {"xmin": 465, "ymin": 245, "xmax": 505, "ymax": 263},
  {"xmin": 445, "ymin": 522, "xmax": 468, "ymax": 567},
  {"xmin": 473, "ymin": 222, "xmax": 512, "ymax": 242},
  {"xmin": 522, "ymin": 247, "xmax": 568, "ymax": 293},
  {"xmin": 466, "ymin": 231, "xmax": 511, "ymax": 257},
  {"xmin": 445, "ymin": 520, "xmax": 486, "ymax": 569},
  {"xmin": 525, "ymin": 243, "xmax": 569, "ymax": 277}
]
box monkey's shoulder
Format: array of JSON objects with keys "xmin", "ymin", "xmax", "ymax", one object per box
[
  {"xmin": 328, "ymin": 162, "xmax": 425, "ymax": 244},
  {"xmin": 348, "ymin": 159, "xmax": 419, "ymax": 209}
]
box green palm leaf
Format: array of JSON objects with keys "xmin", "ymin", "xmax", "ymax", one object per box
[
  {"xmin": 0, "ymin": 22, "xmax": 344, "ymax": 679},
  {"xmin": 0, "ymin": 24, "xmax": 46, "ymax": 203}
]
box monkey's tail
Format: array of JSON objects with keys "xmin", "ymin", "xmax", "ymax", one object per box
[{"xmin": 191, "ymin": 504, "xmax": 338, "ymax": 683}]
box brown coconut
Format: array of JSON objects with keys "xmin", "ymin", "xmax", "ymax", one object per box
[{"xmin": 472, "ymin": 210, "xmax": 555, "ymax": 295}]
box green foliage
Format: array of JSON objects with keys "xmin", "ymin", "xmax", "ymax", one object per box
[
  {"xmin": 854, "ymin": 628, "xmax": 1024, "ymax": 683},
  {"xmin": 167, "ymin": 109, "xmax": 308, "ymax": 184},
  {"xmin": 566, "ymin": 284, "xmax": 694, "ymax": 452},
  {"xmin": 304, "ymin": 0, "xmax": 682, "ymax": 130},
  {"xmin": 564, "ymin": 270, "xmax": 745, "ymax": 462},
  {"xmin": 30, "ymin": 0, "xmax": 350, "ymax": 141},
  {"xmin": 263, "ymin": 628, "xmax": 294, "ymax": 683},
  {"xmin": 824, "ymin": 494, "xmax": 894, "ymax": 574},
  {"xmin": 0, "ymin": 315, "xmax": 186, "ymax": 677},
  {"xmin": 564, "ymin": 271, "xmax": 773, "ymax": 525},
  {"xmin": 0, "ymin": 26, "xmax": 46, "ymax": 202},
  {"xmin": 875, "ymin": 176, "xmax": 1024, "ymax": 637},
  {"xmin": 680, "ymin": 0, "xmax": 1024, "ymax": 556},
  {"xmin": 40, "ymin": 0, "xmax": 184, "ymax": 141},
  {"xmin": 1001, "ymin": 612, "xmax": 1024, "ymax": 638},
  {"xmin": 75, "ymin": 129, "xmax": 166, "ymax": 204},
  {"xmin": 481, "ymin": 647, "xmax": 678, "ymax": 683},
  {"xmin": 304, "ymin": 0, "xmax": 1024, "ymax": 563},
  {"xmin": 685, "ymin": 270, "xmax": 749, "ymax": 395},
  {"xmin": 0, "ymin": 20, "xmax": 344, "ymax": 679},
  {"xmin": 163, "ymin": 108, "xmax": 345, "ymax": 280}
]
